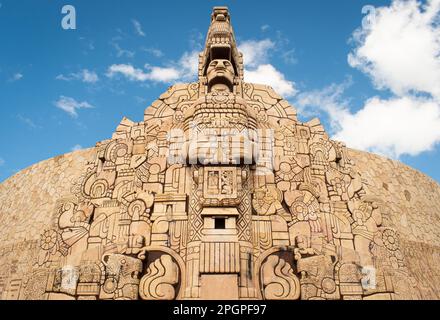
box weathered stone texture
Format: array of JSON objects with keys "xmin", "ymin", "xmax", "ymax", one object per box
[
  {"xmin": 0, "ymin": 149, "xmax": 96, "ymax": 299},
  {"xmin": 350, "ymin": 149, "xmax": 440, "ymax": 298},
  {"xmin": 1, "ymin": 7, "xmax": 440, "ymax": 300},
  {"xmin": 0, "ymin": 149, "xmax": 96, "ymax": 247}
]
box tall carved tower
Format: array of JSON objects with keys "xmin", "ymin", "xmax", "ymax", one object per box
[
  {"xmin": 1, "ymin": 7, "xmax": 440, "ymax": 300},
  {"xmin": 183, "ymin": 7, "xmax": 256, "ymax": 299}
]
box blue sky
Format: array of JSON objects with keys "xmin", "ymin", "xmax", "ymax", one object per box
[{"xmin": 1, "ymin": 0, "xmax": 440, "ymax": 183}]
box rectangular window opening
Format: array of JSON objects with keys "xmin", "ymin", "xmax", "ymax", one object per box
[{"xmin": 214, "ymin": 217, "xmax": 226, "ymax": 230}]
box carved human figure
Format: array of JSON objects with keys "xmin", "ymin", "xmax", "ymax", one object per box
[
  {"xmin": 4, "ymin": 6, "xmax": 432, "ymax": 302},
  {"xmin": 206, "ymin": 59, "xmax": 235, "ymax": 92},
  {"xmin": 252, "ymin": 186, "xmax": 284, "ymax": 216},
  {"xmin": 101, "ymin": 254, "xmax": 143, "ymax": 300},
  {"xmin": 294, "ymin": 235, "xmax": 319, "ymax": 260},
  {"xmin": 208, "ymin": 171, "xmax": 218, "ymax": 190},
  {"xmin": 297, "ymin": 254, "xmax": 337, "ymax": 299},
  {"xmin": 221, "ymin": 171, "xmax": 233, "ymax": 195}
]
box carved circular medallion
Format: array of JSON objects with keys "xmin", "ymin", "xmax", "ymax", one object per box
[
  {"xmin": 321, "ymin": 278, "xmax": 336, "ymax": 294},
  {"xmin": 103, "ymin": 278, "xmax": 117, "ymax": 294},
  {"xmin": 382, "ymin": 229, "xmax": 399, "ymax": 251},
  {"xmin": 40, "ymin": 230, "xmax": 58, "ymax": 251},
  {"xmin": 149, "ymin": 163, "xmax": 161, "ymax": 175}
]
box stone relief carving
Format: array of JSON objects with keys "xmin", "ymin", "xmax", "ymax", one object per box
[
  {"xmin": 0, "ymin": 6, "xmax": 434, "ymax": 301},
  {"xmin": 261, "ymin": 254, "xmax": 301, "ymax": 300},
  {"xmin": 100, "ymin": 254, "xmax": 142, "ymax": 300},
  {"xmin": 139, "ymin": 254, "xmax": 179, "ymax": 300}
]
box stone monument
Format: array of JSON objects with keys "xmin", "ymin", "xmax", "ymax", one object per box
[{"xmin": 1, "ymin": 7, "xmax": 440, "ymax": 300}]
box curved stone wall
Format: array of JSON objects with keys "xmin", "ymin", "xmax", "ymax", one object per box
[
  {"xmin": 349, "ymin": 149, "xmax": 440, "ymax": 299},
  {"xmin": 0, "ymin": 148, "xmax": 96, "ymax": 299},
  {"xmin": 2, "ymin": 4, "xmax": 440, "ymax": 300},
  {"xmin": 0, "ymin": 147, "xmax": 439, "ymax": 299}
]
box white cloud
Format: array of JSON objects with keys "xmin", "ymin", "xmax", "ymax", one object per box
[
  {"xmin": 177, "ymin": 50, "xmax": 199, "ymax": 79},
  {"xmin": 56, "ymin": 69, "xmax": 99, "ymax": 83},
  {"xmin": 261, "ymin": 24, "xmax": 270, "ymax": 32},
  {"xmin": 0, "ymin": 157, "xmax": 4, "ymax": 167},
  {"xmin": 55, "ymin": 74, "xmax": 70, "ymax": 81},
  {"xmin": 188, "ymin": 29, "xmax": 204, "ymax": 50},
  {"xmin": 145, "ymin": 66, "xmax": 180, "ymax": 82},
  {"xmin": 334, "ymin": 96, "xmax": 440, "ymax": 158},
  {"xmin": 282, "ymin": 49, "xmax": 297, "ymax": 65},
  {"xmin": 107, "ymin": 64, "xmax": 150, "ymax": 81},
  {"xmin": 142, "ymin": 47, "xmax": 164, "ymax": 58},
  {"xmin": 295, "ymin": 0, "xmax": 440, "ymax": 159},
  {"xmin": 245, "ymin": 64, "xmax": 297, "ymax": 98},
  {"xmin": 296, "ymin": 82, "xmax": 440, "ymax": 158},
  {"xmin": 135, "ymin": 96, "xmax": 147, "ymax": 104},
  {"xmin": 54, "ymin": 96, "xmax": 94, "ymax": 118},
  {"xmin": 132, "ymin": 19, "xmax": 146, "ymax": 37},
  {"xmin": 295, "ymin": 80, "xmax": 352, "ymax": 126},
  {"xmin": 239, "ymin": 39, "xmax": 297, "ymax": 98},
  {"xmin": 107, "ymin": 50, "xmax": 199, "ymax": 84},
  {"xmin": 82, "ymin": 69, "xmax": 99, "ymax": 83},
  {"xmin": 9, "ymin": 73, "xmax": 23, "ymax": 82},
  {"xmin": 107, "ymin": 37, "xmax": 295, "ymax": 96},
  {"xmin": 348, "ymin": 0, "xmax": 440, "ymax": 99},
  {"xmin": 239, "ymin": 39, "xmax": 275, "ymax": 68},
  {"xmin": 114, "ymin": 43, "xmax": 134, "ymax": 58},
  {"xmin": 110, "ymin": 36, "xmax": 135, "ymax": 58},
  {"xmin": 71, "ymin": 144, "xmax": 83, "ymax": 152},
  {"xmin": 17, "ymin": 114, "xmax": 39, "ymax": 129}
]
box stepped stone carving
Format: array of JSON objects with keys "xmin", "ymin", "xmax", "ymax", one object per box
[{"xmin": 0, "ymin": 6, "xmax": 440, "ymax": 300}]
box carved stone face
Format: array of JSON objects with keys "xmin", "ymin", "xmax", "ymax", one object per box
[
  {"xmin": 206, "ymin": 59, "xmax": 235, "ymax": 91},
  {"xmin": 295, "ymin": 235, "xmax": 307, "ymax": 249}
]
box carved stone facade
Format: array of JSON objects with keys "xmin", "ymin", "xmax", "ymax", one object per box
[{"xmin": 1, "ymin": 7, "xmax": 440, "ymax": 300}]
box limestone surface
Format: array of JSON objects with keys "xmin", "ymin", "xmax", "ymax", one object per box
[{"xmin": 0, "ymin": 7, "xmax": 439, "ymax": 300}]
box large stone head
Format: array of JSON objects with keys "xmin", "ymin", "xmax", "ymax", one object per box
[{"xmin": 206, "ymin": 59, "xmax": 235, "ymax": 92}]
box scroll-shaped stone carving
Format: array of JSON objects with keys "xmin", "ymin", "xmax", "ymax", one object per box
[
  {"xmin": 83, "ymin": 171, "xmax": 116, "ymax": 200},
  {"xmin": 104, "ymin": 140, "xmax": 132, "ymax": 165},
  {"xmin": 260, "ymin": 255, "xmax": 300, "ymax": 300},
  {"xmin": 139, "ymin": 254, "xmax": 179, "ymax": 300}
]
